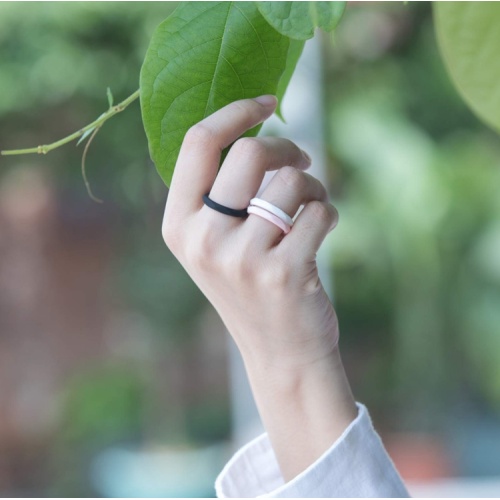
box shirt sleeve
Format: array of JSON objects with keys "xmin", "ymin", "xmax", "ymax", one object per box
[{"xmin": 215, "ymin": 403, "xmax": 410, "ymax": 498}]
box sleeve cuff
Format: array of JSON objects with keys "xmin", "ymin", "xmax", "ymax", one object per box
[{"xmin": 215, "ymin": 403, "xmax": 409, "ymax": 498}]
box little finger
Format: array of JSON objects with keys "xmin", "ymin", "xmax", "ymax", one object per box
[{"xmin": 280, "ymin": 201, "xmax": 339, "ymax": 260}]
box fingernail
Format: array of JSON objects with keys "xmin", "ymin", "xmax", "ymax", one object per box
[
  {"xmin": 301, "ymin": 149, "xmax": 312, "ymax": 163},
  {"xmin": 329, "ymin": 207, "xmax": 339, "ymax": 232},
  {"xmin": 254, "ymin": 95, "xmax": 277, "ymax": 107}
]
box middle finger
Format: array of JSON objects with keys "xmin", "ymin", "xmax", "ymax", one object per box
[{"xmin": 206, "ymin": 137, "xmax": 311, "ymax": 223}]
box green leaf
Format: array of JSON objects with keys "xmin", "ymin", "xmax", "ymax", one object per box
[
  {"xmin": 434, "ymin": 2, "xmax": 500, "ymax": 133},
  {"xmin": 256, "ymin": 1, "xmax": 346, "ymax": 40},
  {"xmin": 275, "ymin": 39, "xmax": 305, "ymax": 122},
  {"xmin": 140, "ymin": 1, "xmax": 291, "ymax": 187}
]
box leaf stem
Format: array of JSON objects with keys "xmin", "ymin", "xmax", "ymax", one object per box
[{"xmin": 0, "ymin": 89, "xmax": 140, "ymax": 156}]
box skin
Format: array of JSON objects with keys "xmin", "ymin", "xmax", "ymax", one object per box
[{"xmin": 162, "ymin": 95, "xmax": 358, "ymax": 482}]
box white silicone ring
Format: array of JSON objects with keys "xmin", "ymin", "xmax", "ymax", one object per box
[{"xmin": 249, "ymin": 198, "xmax": 294, "ymax": 227}]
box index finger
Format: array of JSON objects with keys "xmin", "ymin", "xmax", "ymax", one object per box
[{"xmin": 167, "ymin": 95, "xmax": 278, "ymax": 215}]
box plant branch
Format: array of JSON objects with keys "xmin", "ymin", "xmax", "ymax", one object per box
[{"xmin": 1, "ymin": 89, "xmax": 140, "ymax": 156}]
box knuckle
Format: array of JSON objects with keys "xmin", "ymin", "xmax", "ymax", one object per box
[
  {"xmin": 277, "ymin": 166, "xmax": 306, "ymax": 191},
  {"xmin": 284, "ymin": 140, "xmax": 304, "ymax": 164},
  {"xmin": 193, "ymin": 227, "xmax": 217, "ymax": 263},
  {"xmin": 231, "ymin": 99, "xmax": 254, "ymax": 117},
  {"xmin": 232, "ymin": 137, "xmax": 267, "ymax": 163},
  {"xmin": 187, "ymin": 223, "xmax": 230, "ymax": 274},
  {"xmin": 226, "ymin": 239, "xmax": 258, "ymax": 283},
  {"xmin": 187, "ymin": 250, "xmax": 212, "ymax": 272},
  {"xmin": 185, "ymin": 244, "xmax": 214, "ymax": 273},
  {"xmin": 259, "ymin": 258, "xmax": 292, "ymax": 290},
  {"xmin": 302, "ymin": 271, "xmax": 322, "ymax": 297},
  {"xmin": 313, "ymin": 178, "xmax": 329, "ymax": 202},
  {"xmin": 309, "ymin": 201, "xmax": 334, "ymax": 224},
  {"xmin": 184, "ymin": 123, "xmax": 216, "ymax": 146},
  {"xmin": 228, "ymin": 255, "xmax": 255, "ymax": 284}
]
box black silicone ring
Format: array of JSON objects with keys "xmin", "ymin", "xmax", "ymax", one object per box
[{"xmin": 202, "ymin": 193, "xmax": 248, "ymax": 218}]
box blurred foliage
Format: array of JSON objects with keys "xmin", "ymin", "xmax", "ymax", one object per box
[
  {"xmin": 60, "ymin": 364, "xmax": 146, "ymax": 447},
  {"xmin": 49, "ymin": 364, "xmax": 148, "ymax": 495},
  {"xmin": 0, "ymin": 1, "xmax": 209, "ymax": 339},
  {"xmin": 435, "ymin": 2, "xmax": 500, "ymax": 134},
  {"xmin": 185, "ymin": 398, "xmax": 232, "ymax": 444},
  {"xmin": 0, "ymin": 3, "xmax": 223, "ymax": 496},
  {"xmin": 0, "ymin": 2, "xmax": 175, "ymax": 204},
  {"xmin": 325, "ymin": 2, "xmax": 500, "ymax": 430},
  {"xmin": 0, "ymin": 2, "xmax": 175, "ymax": 113}
]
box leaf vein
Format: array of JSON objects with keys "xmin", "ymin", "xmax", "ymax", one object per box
[
  {"xmin": 234, "ymin": 3, "xmax": 270, "ymax": 72},
  {"xmin": 202, "ymin": 2, "xmax": 232, "ymax": 118},
  {"xmin": 221, "ymin": 55, "xmax": 244, "ymax": 92}
]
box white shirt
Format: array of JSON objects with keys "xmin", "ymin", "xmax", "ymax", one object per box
[{"xmin": 215, "ymin": 403, "xmax": 410, "ymax": 498}]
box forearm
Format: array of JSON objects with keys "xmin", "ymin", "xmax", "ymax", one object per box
[
  {"xmin": 162, "ymin": 97, "xmax": 407, "ymax": 497},
  {"xmin": 241, "ymin": 343, "xmax": 358, "ymax": 482}
]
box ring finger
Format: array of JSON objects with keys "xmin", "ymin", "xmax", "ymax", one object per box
[{"xmin": 244, "ymin": 166, "xmax": 328, "ymax": 247}]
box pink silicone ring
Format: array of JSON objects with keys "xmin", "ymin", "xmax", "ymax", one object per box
[{"xmin": 247, "ymin": 206, "xmax": 291, "ymax": 234}]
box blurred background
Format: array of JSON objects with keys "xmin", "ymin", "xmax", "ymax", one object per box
[{"xmin": 1, "ymin": 1, "xmax": 500, "ymax": 497}]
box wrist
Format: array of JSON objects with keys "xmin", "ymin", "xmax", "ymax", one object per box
[
  {"xmin": 242, "ymin": 344, "xmax": 355, "ymax": 416},
  {"xmin": 242, "ymin": 344, "xmax": 358, "ymax": 480},
  {"xmin": 233, "ymin": 321, "xmax": 340, "ymax": 374}
]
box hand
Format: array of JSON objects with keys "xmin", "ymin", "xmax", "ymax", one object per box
[
  {"xmin": 163, "ymin": 96, "xmax": 339, "ymax": 368},
  {"xmin": 162, "ymin": 96, "xmax": 357, "ymax": 481}
]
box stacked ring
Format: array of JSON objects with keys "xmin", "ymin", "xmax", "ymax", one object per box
[
  {"xmin": 201, "ymin": 193, "xmax": 294, "ymax": 235},
  {"xmin": 247, "ymin": 197, "xmax": 294, "ymax": 234},
  {"xmin": 249, "ymin": 198, "xmax": 294, "ymax": 226},
  {"xmin": 247, "ymin": 206, "xmax": 292, "ymax": 234}
]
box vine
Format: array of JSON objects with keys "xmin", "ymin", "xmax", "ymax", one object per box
[
  {"xmin": 1, "ymin": 89, "xmax": 139, "ymax": 157},
  {"xmin": 0, "ymin": 2, "xmax": 346, "ymax": 196},
  {"xmin": 1, "ymin": 2, "xmax": 499, "ymax": 198}
]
